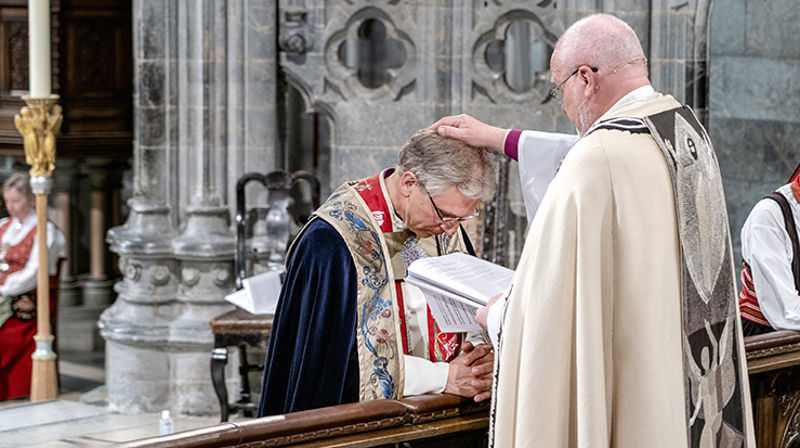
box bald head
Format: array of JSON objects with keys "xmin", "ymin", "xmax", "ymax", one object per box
[
  {"xmin": 552, "ymin": 14, "xmax": 646, "ymax": 73},
  {"xmin": 550, "ymin": 14, "xmax": 650, "ymax": 133}
]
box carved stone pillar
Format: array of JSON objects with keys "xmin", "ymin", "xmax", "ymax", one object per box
[
  {"xmin": 100, "ymin": 0, "xmax": 277, "ymax": 414},
  {"xmin": 81, "ymin": 161, "xmax": 119, "ymax": 308},
  {"xmin": 169, "ymin": 0, "xmax": 237, "ymax": 413},
  {"xmin": 100, "ymin": 0, "xmax": 181, "ymax": 413}
]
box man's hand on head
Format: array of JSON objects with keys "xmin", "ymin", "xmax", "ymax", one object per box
[
  {"xmin": 429, "ymin": 114, "xmax": 507, "ymax": 153},
  {"xmin": 443, "ymin": 342, "xmax": 495, "ymax": 402}
]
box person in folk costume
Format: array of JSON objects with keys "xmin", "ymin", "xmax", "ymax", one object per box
[
  {"xmin": 0, "ymin": 172, "xmax": 65, "ymax": 400},
  {"xmin": 433, "ymin": 13, "xmax": 755, "ymax": 448},
  {"xmin": 258, "ymin": 129, "xmax": 497, "ymax": 417},
  {"xmin": 739, "ymin": 162, "xmax": 800, "ymax": 335}
]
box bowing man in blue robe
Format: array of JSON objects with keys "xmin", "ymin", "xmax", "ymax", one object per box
[{"xmin": 258, "ymin": 129, "xmax": 497, "ymax": 416}]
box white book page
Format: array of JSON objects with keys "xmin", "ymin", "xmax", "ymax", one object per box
[
  {"xmin": 405, "ymin": 275, "xmax": 483, "ymax": 306},
  {"xmin": 425, "ymin": 292, "xmax": 483, "ymax": 332},
  {"xmin": 242, "ymin": 271, "xmax": 281, "ymax": 314},
  {"xmin": 407, "ymin": 253, "xmax": 514, "ymax": 303},
  {"xmin": 224, "ymin": 288, "xmax": 255, "ymax": 314},
  {"xmin": 243, "ymin": 270, "xmax": 283, "ymax": 314},
  {"xmin": 225, "ymin": 270, "xmax": 283, "ymax": 315}
]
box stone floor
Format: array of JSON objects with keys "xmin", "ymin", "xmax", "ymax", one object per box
[{"xmin": 0, "ymin": 309, "xmax": 252, "ymax": 447}]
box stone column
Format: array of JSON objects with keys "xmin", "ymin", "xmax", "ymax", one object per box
[
  {"xmin": 100, "ymin": 0, "xmax": 181, "ymax": 413},
  {"xmin": 82, "ymin": 161, "xmax": 118, "ymax": 308},
  {"xmin": 170, "ymin": 0, "xmax": 237, "ymax": 414},
  {"xmin": 101, "ymin": 0, "xmax": 278, "ymax": 415},
  {"xmin": 51, "ymin": 160, "xmax": 81, "ymax": 307}
]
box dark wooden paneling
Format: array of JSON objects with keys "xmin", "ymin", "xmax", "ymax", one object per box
[{"xmin": 0, "ymin": 0, "xmax": 132, "ymax": 160}]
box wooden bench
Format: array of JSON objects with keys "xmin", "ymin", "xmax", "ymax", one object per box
[
  {"xmin": 744, "ymin": 330, "xmax": 800, "ymax": 448},
  {"xmin": 128, "ymin": 329, "xmax": 800, "ymax": 447},
  {"xmin": 120, "ymin": 394, "xmax": 489, "ymax": 448},
  {"xmin": 209, "ymin": 309, "xmax": 273, "ymax": 422}
]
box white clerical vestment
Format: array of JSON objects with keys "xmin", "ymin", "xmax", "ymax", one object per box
[{"xmin": 490, "ymin": 92, "xmax": 755, "ymax": 447}]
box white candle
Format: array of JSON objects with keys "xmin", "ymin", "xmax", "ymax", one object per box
[{"xmin": 28, "ymin": 0, "xmax": 51, "ymax": 97}]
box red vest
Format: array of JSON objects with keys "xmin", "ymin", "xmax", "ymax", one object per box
[
  {"xmin": 739, "ymin": 177, "xmax": 800, "ymax": 327},
  {"xmin": 0, "ymin": 218, "xmax": 37, "ymax": 287}
]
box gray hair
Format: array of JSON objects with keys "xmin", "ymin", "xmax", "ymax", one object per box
[
  {"xmin": 3, "ymin": 172, "xmax": 33, "ymax": 201},
  {"xmin": 396, "ymin": 129, "xmax": 497, "ymax": 202}
]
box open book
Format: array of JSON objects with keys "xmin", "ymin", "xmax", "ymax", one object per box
[
  {"xmin": 224, "ymin": 269, "xmax": 283, "ymax": 315},
  {"xmin": 405, "ymin": 252, "xmax": 514, "ymax": 332}
]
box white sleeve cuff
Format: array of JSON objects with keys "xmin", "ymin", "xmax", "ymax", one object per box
[
  {"xmin": 465, "ymin": 330, "xmax": 490, "ymax": 345},
  {"xmin": 403, "ymin": 355, "xmax": 449, "ymax": 396},
  {"xmin": 486, "ymin": 294, "xmax": 507, "ymax": 347}
]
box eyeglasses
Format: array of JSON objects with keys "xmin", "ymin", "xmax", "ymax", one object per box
[
  {"xmin": 549, "ymin": 65, "xmax": 599, "ymax": 103},
  {"xmin": 426, "ymin": 190, "xmax": 479, "ymax": 223}
]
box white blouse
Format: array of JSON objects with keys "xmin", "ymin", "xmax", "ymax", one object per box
[
  {"xmin": 0, "ymin": 211, "xmax": 66, "ymax": 297},
  {"xmin": 741, "ymin": 184, "xmax": 800, "ymax": 330}
]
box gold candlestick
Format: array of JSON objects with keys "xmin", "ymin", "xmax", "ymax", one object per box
[{"xmin": 14, "ymin": 94, "xmax": 61, "ymax": 401}]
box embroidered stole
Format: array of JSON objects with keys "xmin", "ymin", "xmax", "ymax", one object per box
[
  {"xmin": 642, "ymin": 107, "xmax": 751, "ymax": 447},
  {"xmin": 299, "ymin": 171, "xmax": 466, "ymax": 401}
]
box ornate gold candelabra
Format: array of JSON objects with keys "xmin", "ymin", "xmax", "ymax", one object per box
[{"xmin": 14, "ymin": 94, "xmax": 61, "ymax": 401}]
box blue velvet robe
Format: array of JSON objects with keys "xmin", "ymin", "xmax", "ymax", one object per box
[
  {"xmin": 258, "ymin": 219, "xmax": 475, "ymax": 416},
  {"xmin": 258, "ymin": 219, "xmax": 360, "ymax": 416}
]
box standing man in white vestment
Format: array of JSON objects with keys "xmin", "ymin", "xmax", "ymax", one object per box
[{"xmin": 432, "ymin": 13, "xmax": 755, "ymax": 448}]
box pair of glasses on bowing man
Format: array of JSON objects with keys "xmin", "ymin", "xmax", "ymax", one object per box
[{"xmin": 425, "ymin": 190, "xmax": 479, "ymax": 223}]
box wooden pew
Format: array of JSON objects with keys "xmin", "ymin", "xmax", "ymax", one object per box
[
  {"xmin": 744, "ymin": 330, "xmax": 800, "ymax": 448},
  {"xmin": 120, "ymin": 394, "xmax": 489, "ymax": 447},
  {"xmin": 120, "ymin": 330, "xmax": 800, "ymax": 447}
]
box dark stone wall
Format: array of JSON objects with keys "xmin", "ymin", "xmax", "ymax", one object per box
[{"xmin": 709, "ymin": 0, "xmax": 800, "ymax": 265}]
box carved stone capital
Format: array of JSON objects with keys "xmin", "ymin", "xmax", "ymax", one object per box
[
  {"xmin": 107, "ymin": 199, "xmax": 175, "ymax": 256},
  {"xmin": 150, "ymin": 265, "xmax": 171, "ymax": 286},
  {"xmin": 279, "ymin": 8, "xmax": 314, "ymax": 55},
  {"xmin": 181, "ymin": 267, "xmax": 200, "ymax": 286}
]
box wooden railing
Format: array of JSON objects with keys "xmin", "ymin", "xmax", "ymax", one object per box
[
  {"xmin": 120, "ymin": 394, "xmax": 489, "ymax": 448},
  {"xmin": 744, "ymin": 330, "xmax": 800, "ymax": 448},
  {"xmin": 121, "ymin": 330, "xmax": 800, "ymax": 448}
]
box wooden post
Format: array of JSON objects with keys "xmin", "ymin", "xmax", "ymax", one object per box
[
  {"xmin": 14, "ymin": 95, "xmax": 62, "ymax": 401},
  {"xmin": 31, "ymin": 192, "xmax": 56, "ymax": 401}
]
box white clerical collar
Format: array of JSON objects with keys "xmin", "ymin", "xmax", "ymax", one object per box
[{"xmin": 598, "ymin": 85, "xmax": 655, "ymax": 121}]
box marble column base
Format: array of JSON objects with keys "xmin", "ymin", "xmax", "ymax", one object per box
[
  {"xmin": 104, "ymin": 339, "xmax": 243, "ymax": 415},
  {"xmin": 58, "ymin": 277, "xmax": 83, "ymax": 307},
  {"xmin": 81, "ymin": 276, "xmax": 116, "ymax": 308},
  {"xmin": 58, "ymin": 306, "xmax": 106, "ymax": 353}
]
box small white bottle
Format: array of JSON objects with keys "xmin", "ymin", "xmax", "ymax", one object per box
[{"xmin": 158, "ymin": 410, "xmax": 173, "ymax": 436}]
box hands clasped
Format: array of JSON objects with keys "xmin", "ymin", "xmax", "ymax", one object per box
[{"xmin": 443, "ymin": 341, "xmax": 494, "ymax": 403}]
